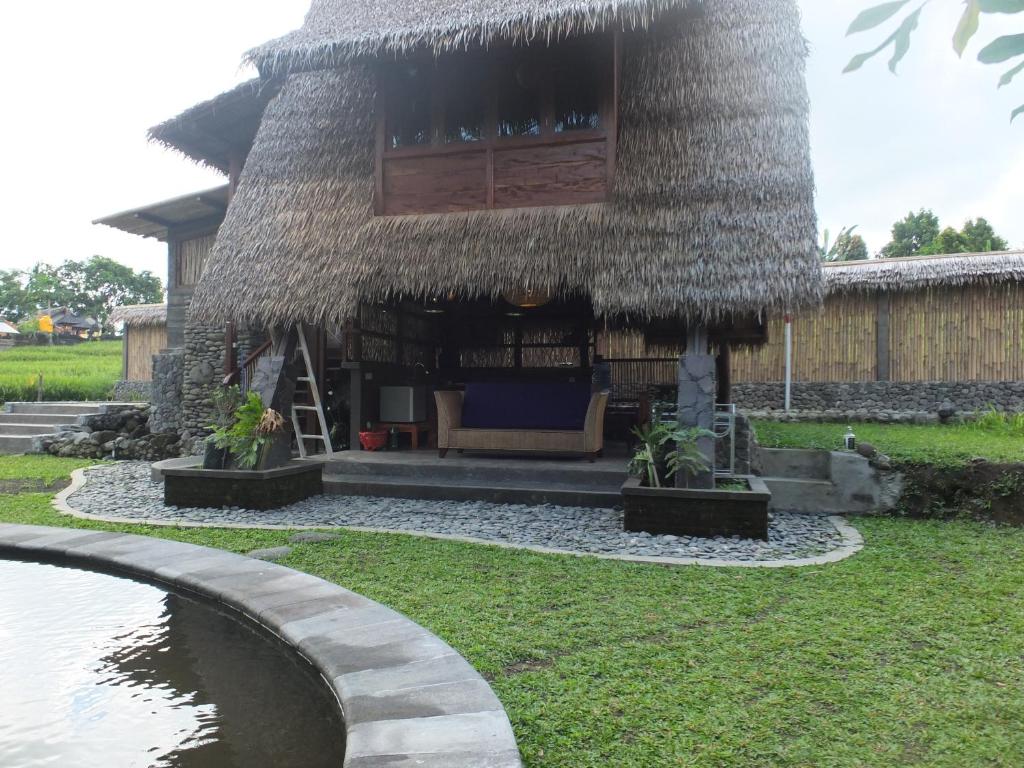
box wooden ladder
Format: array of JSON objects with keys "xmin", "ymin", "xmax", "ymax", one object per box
[{"xmin": 290, "ymin": 325, "xmax": 335, "ymax": 459}]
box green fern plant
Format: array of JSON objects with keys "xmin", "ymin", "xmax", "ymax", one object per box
[{"xmin": 208, "ymin": 391, "xmax": 282, "ymax": 469}]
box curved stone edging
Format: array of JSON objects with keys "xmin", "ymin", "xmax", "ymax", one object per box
[
  {"xmin": 0, "ymin": 522, "xmax": 523, "ymax": 768},
  {"xmin": 54, "ymin": 466, "xmax": 864, "ymax": 569}
]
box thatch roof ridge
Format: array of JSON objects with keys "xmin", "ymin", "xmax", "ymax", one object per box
[
  {"xmin": 193, "ymin": 0, "xmax": 821, "ymax": 327},
  {"xmin": 110, "ymin": 303, "xmax": 167, "ymax": 327},
  {"xmin": 248, "ymin": 0, "xmax": 697, "ymax": 74},
  {"xmin": 825, "ymin": 250, "xmax": 1024, "ymax": 294}
]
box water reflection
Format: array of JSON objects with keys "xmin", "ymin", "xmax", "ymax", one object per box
[{"xmin": 0, "ymin": 560, "xmax": 344, "ymax": 768}]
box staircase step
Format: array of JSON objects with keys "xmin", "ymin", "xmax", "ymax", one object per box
[
  {"xmin": 4, "ymin": 402, "xmax": 105, "ymax": 416},
  {"xmin": 0, "ymin": 413, "xmax": 77, "ymax": 426},
  {"xmin": 759, "ymin": 448, "xmax": 832, "ymax": 480},
  {"xmin": 0, "ymin": 423, "xmax": 64, "ymax": 436},
  {"xmin": 323, "ymin": 473, "xmax": 622, "ymax": 509},
  {"xmin": 761, "ymin": 477, "xmax": 838, "ymax": 514},
  {"xmin": 0, "ymin": 435, "xmax": 39, "ymax": 454}
]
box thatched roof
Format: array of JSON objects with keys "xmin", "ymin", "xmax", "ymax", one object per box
[
  {"xmin": 192, "ymin": 0, "xmax": 821, "ymax": 327},
  {"xmin": 250, "ymin": 0, "xmax": 695, "ymax": 74},
  {"xmin": 825, "ymin": 251, "xmax": 1024, "ymax": 295},
  {"xmin": 148, "ymin": 80, "xmax": 279, "ymax": 173},
  {"xmin": 110, "ymin": 304, "xmax": 167, "ymax": 328}
]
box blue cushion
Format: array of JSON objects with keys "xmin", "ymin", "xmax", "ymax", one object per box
[{"xmin": 461, "ymin": 381, "xmax": 592, "ymax": 431}]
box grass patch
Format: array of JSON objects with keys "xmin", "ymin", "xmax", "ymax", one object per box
[
  {"xmin": 754, "ymin": 420, "xmax": 1024, "ymax": 467},
  {"xmin": 2, "ymin": 458, "xmax": 1024, "ymax": 766},
  {"xmin": 0, "ymin": 340, "xmax": 122, "ymax": 404}
]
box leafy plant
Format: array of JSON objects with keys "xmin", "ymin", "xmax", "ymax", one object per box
[
  {"xmin": 208, "ymin": 391, "xmax": 285, "ymax": 469},
  {"xmin": 208, "ymin": 385, "xmax": 243, "ymax": 431},
  {"xmin": 845, "ymin": 0, "xmax": 1024, "ymax": 122},
  {"xmin": 629, "ymin": 420, "xmax": 715, "ymax": 488}
]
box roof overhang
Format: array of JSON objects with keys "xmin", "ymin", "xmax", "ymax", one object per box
[{"xmin": 93, "ymin": 186, "xmax": 229, "ymax": 241}]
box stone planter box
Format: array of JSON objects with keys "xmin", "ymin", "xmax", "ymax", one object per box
[
  {"xmin": 163, "ymin": 460, "xmax": 322, "ymax": 510},
  {"xmin": 621, "ymin": 476, "xmax": 772, "ymax": 540}
]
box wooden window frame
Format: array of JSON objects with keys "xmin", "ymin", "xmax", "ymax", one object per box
[{"xmin": 374, "ymin": 34, "xmax": 620, "ymax": 216}]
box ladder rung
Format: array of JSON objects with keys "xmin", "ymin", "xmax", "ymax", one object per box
[
  {"xmin": 293, "ymin": 405, "xmax": 318, "ymax": 411},
  {"xmin": 298, "ymin": 434, "xmax": 327, "ymax": 441},
  {"xmin": 297, "ymin": 376, "xmax": 312, "ymax": 382}
]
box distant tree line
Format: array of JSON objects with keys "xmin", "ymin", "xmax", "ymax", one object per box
[
  {"xmin": 0, "ymin": 256, "xmax": 163, "ymax": 329},
  {"xmin": 821, "ymin": 211, "xmax": 1010, "ymax": 261}
]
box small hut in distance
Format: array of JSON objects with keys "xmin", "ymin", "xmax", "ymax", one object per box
[{"xmin": 100, "ymin": 0, "xmax": 822, "ymax": 483}]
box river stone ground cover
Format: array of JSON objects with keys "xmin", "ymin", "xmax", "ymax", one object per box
[
  {"xmin": 3, "ymin": 455, "xmax": 1024, "ymax": 767},
  {"xmin": 66, "ymin": 462, "xmax": 846, "ymax": 562}
]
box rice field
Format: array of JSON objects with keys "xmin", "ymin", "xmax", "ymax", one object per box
[{"xmin": 0, "ymin": 341, "xmax": 122, "ymax": 404}]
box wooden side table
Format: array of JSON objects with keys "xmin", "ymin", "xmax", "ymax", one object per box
[{"xmin": 374, "ymin": 422, "xmax": 431, "ymax": 450}]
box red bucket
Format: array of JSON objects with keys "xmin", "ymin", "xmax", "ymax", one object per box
[{"xmin": 359, "ymin": 430, "xmax": 388, "ymax": 451}]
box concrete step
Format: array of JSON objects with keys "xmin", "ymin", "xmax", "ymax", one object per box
[
  {"xmin": 0, "ymin": 435, "xmax": 38, "ymax": 454},
  {"xmin": 761, "ymin": 477, "xmax": 838, "ymax": 514},
  {"xmin": 0, "ymin": 422, "xmax": 63, "ymax": 436},
  {"xmin": 759, "ymin": 448, "xmax": 832, "ymax": 480},
  {"xmin": 0, "ymin": 413, "xmax": 78, "ymax": 426},
  {"xmin": 320, "ymin": 452, "xmax": 626, "ymax": 488},
  {"xmin": 323, "ymin": 473, "xmax": 622, "ymax": 509},
  {"xmin": 4, "ymin": 402, "xmax": 105, "ymax": 416}
]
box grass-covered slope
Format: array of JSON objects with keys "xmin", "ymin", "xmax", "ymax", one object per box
[
  {"xmin": 2, "ymin": 456, "xmax": 1023, "ymax": 767},
  {"xmin": 0, "ymin": 340, "xmax": 122, "ymax": 404}
]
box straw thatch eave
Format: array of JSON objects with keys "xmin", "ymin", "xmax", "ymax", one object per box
[
  {"xmin": 110, "ymin": 303, "xmax": 167, "ymax": 328},
  {"xmin": 825, "ymin": 251, "xmax": 1024, "ymax": 295},
  {"xmin": 249, "ymin": 0, "xmax": 699, "ymax": 75},
  {"xmin": 192, "ymin": 0, "xmax": 822, "ymax": 329},
  {"xmin": 148, "ymin": 80, "xmax": 279, "ymax": 173}
]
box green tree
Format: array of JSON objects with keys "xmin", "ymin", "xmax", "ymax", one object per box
[
  {"xmin": 845, "ymin": 1, "xmax": 1024, "ymax": 122},
  {"xmin": 961, "ymin": 217, "xmax": 1010, "ymax": 251},
  {"xmin": 880, "ymin": 209, "xmax": 941, "ymax": 258},
  {"xmin": 927, "ymin": 226, "xmax": 971, "ymax": 255},
  {"xmin": 22, "ymin": 257, "xmax": 163, "ymax": 328},
  {"xmin": 0, "ymin": 269, "xmax": 29, "ymax": 322},
  {"xmin": 820, "ymin": 225, "xmax": 870, "ymax": 261}
]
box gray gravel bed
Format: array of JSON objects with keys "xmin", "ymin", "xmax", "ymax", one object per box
[{"xmin": 67, "ymin": 462, "xmax": 850, "ymax": 563}]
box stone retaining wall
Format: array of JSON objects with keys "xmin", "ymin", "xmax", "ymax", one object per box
[
  {"xmin": 33, "ymin": 404, "xmax": 180, "ymax": 461},
  {"xmin": 149, "ymin": 350, "xmax": 184, "ymax": 434},
  {"xmin": 181, "ymin": 322, "xmax": 226, "ymax": 447},
  {"xmin": 735, "ymin": 381, "xmax": 1024, "ymax": 419},
  {"xmin": 112, "ymin": 380, "xmax": 151, "ymax": 401}
]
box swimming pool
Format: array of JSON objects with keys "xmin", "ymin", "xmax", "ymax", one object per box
[{"xmin": 0, "ymin": 559, "xmax": 345, "ymax": 768}]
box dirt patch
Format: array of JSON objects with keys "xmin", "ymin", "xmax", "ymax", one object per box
[
  {"xmin": 0, "ymin": 478, "xmax": 70, "ymax": 495},
  {"xmin": 893, "ymin": 461, "xmax": 1024, "ymax": 526}
]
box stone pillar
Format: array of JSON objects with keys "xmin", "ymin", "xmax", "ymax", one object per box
[
  {"xmin": 149, "ymin": 349, "xmax": 184, "ymax": 434},
  {"xmin": 676, "ymin": 327, "xmax": 716, "ymax": 489}
]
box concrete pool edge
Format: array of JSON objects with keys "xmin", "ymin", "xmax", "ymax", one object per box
[{"xmin": 0, "ymin": 523, "xmax": 523, "ymax": 768}]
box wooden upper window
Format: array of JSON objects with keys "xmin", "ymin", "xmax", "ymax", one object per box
[{"xmin": 375, "ymin": 37, "xmax": 619, "ymax": 216}]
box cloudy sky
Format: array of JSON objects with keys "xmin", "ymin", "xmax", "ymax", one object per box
[{"xmin": 1, "ymin": 0, "xmax": 1020, "ymax": 284}]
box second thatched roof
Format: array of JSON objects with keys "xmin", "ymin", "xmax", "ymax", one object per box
[
  {"xmin": 825, "ymin": 251, "xmax": 1024, "ymax": 294},
  {"xmin": 192, "ymin": 0, "xmax": 822, "ymax": 327},
  {"xmin": 110, "ymin": 304, "xmax": 168, "ymax": 328}
]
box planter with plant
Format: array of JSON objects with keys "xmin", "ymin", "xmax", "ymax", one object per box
[
  {"xmin": 204, "ymin": 386, "xmax": 243, "ymax": 469},
  {"xmin": 623, "ymin": 418, "xmax": 771, "ymax": 540},
  {"xmin": 207, "ymin": 391, "xmax": 287, "ymax": 470}
]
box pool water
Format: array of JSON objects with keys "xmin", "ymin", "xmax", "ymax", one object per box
[{"xmin": 0, "ymin": 559, "xmax": 345, "ymax": 768}]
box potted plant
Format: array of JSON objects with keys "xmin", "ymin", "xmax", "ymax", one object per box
[
  {"xmin": 207, "ymin": 391, "xmax": 286, "ymax": 470},
  {"xmin": 204, "ymin": 385, "xmax": 243, "ymax": 469},
  {"xmin": 622, "ymin": 418, "xmax": 772, "ymax": 540}
]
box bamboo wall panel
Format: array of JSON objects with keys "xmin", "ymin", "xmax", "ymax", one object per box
[
  {"xmin": 890, "ymin": 284, "xmax": 1024, "ymax": 382},
  {"xmin": 124, "ymin": 325, "xmax": 166, "ymax": 381},
  {"xmin": 731, "ymin": 293, "xmax": 877, "ymax": 383},
  {"xmin": 175, "ymin": 235, "xmax": 217, "ymax": 287}
]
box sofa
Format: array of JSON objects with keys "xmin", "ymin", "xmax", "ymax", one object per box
[{"xmin": 434, "ymin": 381, "xmax": 608, "ymax": 461}]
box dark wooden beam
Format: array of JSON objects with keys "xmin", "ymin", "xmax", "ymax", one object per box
[
  {"xmin": 133, "ymin": 211, "xmax": 176, "ymax": 229},
  {"xmin": 196, "ymin": 194, "xmax": 227, "ymax": 212}
]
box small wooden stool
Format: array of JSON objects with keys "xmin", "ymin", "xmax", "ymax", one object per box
[{"xmin": 374, "ymin": 422, "xmax": 431, "ymax": 450}]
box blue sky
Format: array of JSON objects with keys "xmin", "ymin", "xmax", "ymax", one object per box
[{"xmin": 0, "ymin": 0, "xmax": 1020, "ymax": 280}]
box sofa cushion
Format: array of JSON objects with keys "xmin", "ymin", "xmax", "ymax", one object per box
[{"xmin": 461, "ymin": 381, "xmax": 591, "ymax": 431}]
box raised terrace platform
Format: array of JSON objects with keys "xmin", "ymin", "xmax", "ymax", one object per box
[{"xmin": 311, "ymin": 449, "xmax": 629, "ymax": 509}]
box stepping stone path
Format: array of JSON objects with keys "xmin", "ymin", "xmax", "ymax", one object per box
[
  {"xmin": 289, "ymin": 532, "xmax": 339, "ymax": 544},
  {"xmin": 247, "ymin": 546, "xmax": 293, "ymax": 561}
]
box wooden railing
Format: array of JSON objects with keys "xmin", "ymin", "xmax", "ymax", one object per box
[{"xmin": 223, "ymin": 339, "xmax": 272, "ymax": 392}]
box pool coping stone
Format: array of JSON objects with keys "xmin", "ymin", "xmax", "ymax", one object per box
[{"xmin": 0, "ymin": 522, "xmax": 522, "ymax": 768}]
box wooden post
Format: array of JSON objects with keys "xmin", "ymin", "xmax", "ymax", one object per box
[
  {"xmin": 876, "ymin": 291, "xmax": 891, "ymax": 382},
  {"xmin": 716, "ymin": 343, "xmax": 731, "ymax": 404},
  {"xmin": 223, "ymin": 322, "xmax": 237, "ymax": 383},
  {"xmin": 36, "ymin": 373, "xmax": 44, "ymax": 402}
]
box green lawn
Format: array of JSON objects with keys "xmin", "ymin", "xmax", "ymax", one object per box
[
  {"xmin": 0, "ymin": 340, "xmax": 122, "ymax": 404},
  {"xmin": 754, "ymin": 419, "xmax": 1024, "ymax": 467},
  {"xmin": 2, "ymin": 456, "xmax": 1023, "ymax": 767}
]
